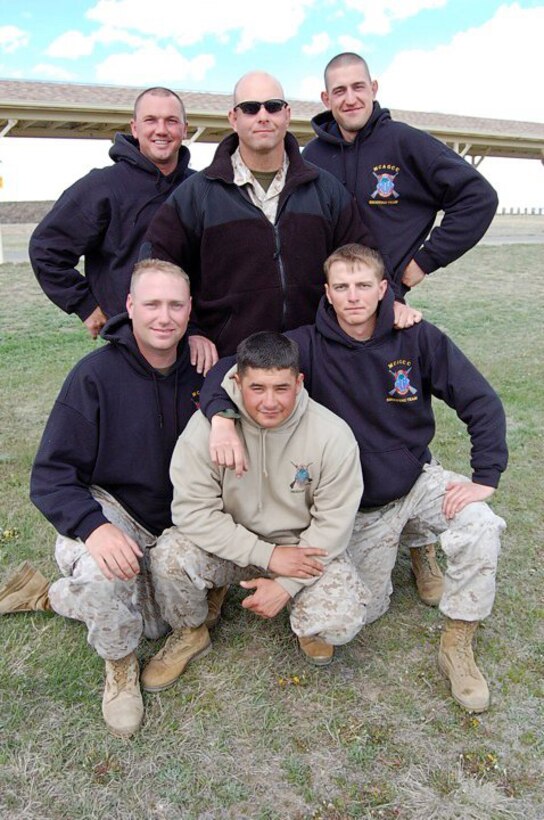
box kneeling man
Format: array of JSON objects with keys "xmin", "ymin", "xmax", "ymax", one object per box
[
  {"xmin": 141, "ymin": 331, "xmax": 368, "ymax": 692},
  {"xmin": 9, "ymin": 260, "xmax": 203, "ymax": 738}
]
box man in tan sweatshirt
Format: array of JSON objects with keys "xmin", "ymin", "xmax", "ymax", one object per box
[{"xmin": 141, "ymin": 331, "xmax": 369, "ymax": 691}]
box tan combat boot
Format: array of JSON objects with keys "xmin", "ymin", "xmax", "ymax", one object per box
[
  {"xmin": 0, "ymin": 561, "xmax": 51, "ymax": 614},
  {"xmin": 438, "ymin": 618, "xmax": 490, "ymax": 713},
  {"xmin": 141, "ymin": 625, "xmax": 211, "ymax": 692},
  {"xmin": 102, "ymin": 652, "xmax": 144, "ymax": 738},
  {"xmin": 205, "ymin": 585, "xmax": 229, "ymax": 630},
  {"xmin": 298, "ymin": 635, "xmax": 334, "ymax": 667},
  {"xmin": 410, "ymin": 544, "xmax": 444, "ymax": 606}
]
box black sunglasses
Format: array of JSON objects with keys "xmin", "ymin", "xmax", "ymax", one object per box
[{"xmin": 233, "ymin": 99, "xmax": 288, "ymax": 115}]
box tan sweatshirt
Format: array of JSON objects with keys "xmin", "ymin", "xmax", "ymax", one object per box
[{"xmin": 169, "ymin": 371, "xmax": 363, "ymax": 597}]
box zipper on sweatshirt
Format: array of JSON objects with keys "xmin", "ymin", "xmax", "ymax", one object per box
[
  {"xmin": 234, "ymin": 183, "xmax": 289, "ymax": 330},
  {"xmin": 273, "ymin": 225, "xmax": 288, "ymax": 330}
]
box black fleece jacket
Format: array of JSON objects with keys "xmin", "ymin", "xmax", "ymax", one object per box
[
  {"xmin": 29, "ymin": 134, "xmax": 193, "ymax": 321},
  {"xmin": 30, "ymin": 314, "xmax": 203, "ymax": 540},
  {"xmin": 141, "ymin": 131, "xmax": 375, "ymax": 355},
  {"xmin": 302, "ymin": 103, "xmax": 498, "ymax": 298},
  {"xmin": 200, "ymin": 288, "xmax": 507, "ymax": 507}
]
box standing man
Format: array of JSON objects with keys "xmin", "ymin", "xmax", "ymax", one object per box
[
  {"xmin": 1, "ymin": 260, "xmax": 204, "ymax": 738},
  {"xmin": 201, "ymin": 245, "xmax": 507, "ymax": 713},
  {"xmin": 142, "ymin": 71, "xmax": 417, "ymax": 357},
  {"xmin": 139, "ymin": 331, "xmax": 368, "ymax": 693},
  {"xmin": 29, "ymin": 87, "xmax": 214, "ymax": 370},
  {"xmin": 302, "ymin": 53, "xmax": 498, "ymax": 300}
]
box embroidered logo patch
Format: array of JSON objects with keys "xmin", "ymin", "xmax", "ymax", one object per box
[
  {"xmin": 289, "ymin": 462, "xmax": 313, "ymax": 492},
  {"xmin": 386, "ymin": 360, "xmax": 418, "ymax": 403},
  {"xmin": 369, "ymin": 164, "xmax": 400, "ymax": 206},
  {"xmin": 191, "ymin": 389, "xmax": 200, "ymax": 408}
]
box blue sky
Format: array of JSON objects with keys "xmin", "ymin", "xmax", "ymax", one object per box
[{"xmin": 0, "ymin": 0, "xmax": 543, "ymax": 205}]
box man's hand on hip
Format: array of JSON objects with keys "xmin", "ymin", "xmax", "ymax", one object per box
[
  {"xmin": 85, "ymin": 523, "xmax": 143, "ymax": 581},
  {"xmin": 240, "ymin": 578, "xmax": 291, "ymax": 618},
  {"xmin": 83, "ymin": 306, "xmax": 107, "ymax": 339},
  {"xmin": 401, "ymin": 258, "xmax": 426, "ymax": 289}
]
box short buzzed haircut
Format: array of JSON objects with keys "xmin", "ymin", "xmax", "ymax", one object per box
[
  {"xmin": 324, "ymin": 53, "xmax": 372, "ymax": 89},
  {"xmin": 133, "ymin": 87, "xmax": 186, "ymax": 121},
  {"xmin": 130, "ymin": 259, "xmax": 190, "ymax": 294},
  {"xmin": 236, "ymin": 332, "xmax": 300, "ymax": 377},
  {"xmin": 324, "ymin": 244, "xmax": 385, "ymax": 281}
]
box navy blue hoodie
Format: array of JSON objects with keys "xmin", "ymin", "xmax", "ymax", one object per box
[
  {"xmin": 29, "ymin": 134, "xmax": 193, "ymax": 322},
  {"xmin": 302, "ymin": 103, "xmax": 498, "ymax": 298},
  {"xmin": 200, "ymin": 288, "xmax": 507, "ymax": 507},
  {"xmin": 30, "ymin": 314, "xmax": 203, "ymax": 540}
]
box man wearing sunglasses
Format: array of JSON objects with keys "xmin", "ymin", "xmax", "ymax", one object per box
[{"xmin": 141, "ymin": 71, "xmax": 418, "ymax": 358}]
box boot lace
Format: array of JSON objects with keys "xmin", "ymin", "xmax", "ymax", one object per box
[{"xmin": 112, "ymin": 654, "xmax": 136, "ymax": 688}]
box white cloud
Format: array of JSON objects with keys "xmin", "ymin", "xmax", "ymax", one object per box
[
  {"xmin": 379, "ymin": 4, "xmax": 544, "ymax": 122},
  {"xmin": 337, "ymin": 34, "xmax": 365, "ymax": 52},
  {"xmin": 95, "ymin": 44, "xmax": 215, "ymax": 86},
  {"xmin": 0, "ymin": 65, "xmax": 24, "ymax": 79},
  {"xmin": 47, "ymin": 26, "xmax": 146, "ymax": 59},
  {"xmin": 346, "ymin": 0, "xmax": 446, "ymax": 36},
  {"xmin": 0, "ymin": 25, "xmax": 29, "ymax": 53},
  {"xmin": 302, "ymin": 32, "xmax": 331, "ymax": 56},
  {"xmin": 32, "ymin": 63, "xmax": 76, "ymax": 81},
  {"xmin": 86, "ymin": 0, "xmax": 314, "ymax": 51},
  {"xmin": 295, "ymin": 74, "xmax": 323, "ymax": 101},
  {"xmin": 47, "ymin": 30, "xmax": 95, "ymax": 59}
]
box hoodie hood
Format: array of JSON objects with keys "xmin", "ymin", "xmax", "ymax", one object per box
[
  {"xmin": 222, "ymin": 365, "xmax": 309, "ymax": 433},
  {"xmin": 101, "ymin": 311, "xmax": 192, "ymax": 380},
  {"xmin": 109, "ymin": 132, "xmax": 192, "ymax": 184},
  {"xmin": 222, "ymin": 367, "xmax": 310, "ymax": 508},
  {"xmin": 310, "ymin": 102, "xmax": 390, "ymax": 147},
  {"xmin": 315, "ymin": 285, "xmax": 396, "ymax": 350}
]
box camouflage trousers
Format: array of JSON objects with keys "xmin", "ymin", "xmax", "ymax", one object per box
[
  {"xmin": 49, "ymin": 487, "xmax": 169, "ymax": 660},
  {"xmin": 348, "ymin": 463, "xmax": 506, "ymax": 624},
  {"xmin": 151, "ymin": 528, "xmax": 370, "ymax": 645}
]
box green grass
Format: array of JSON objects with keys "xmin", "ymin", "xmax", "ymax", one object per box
[{"xmin": 1, "ymin": 247, "xmax": 543, "ymax": 819}]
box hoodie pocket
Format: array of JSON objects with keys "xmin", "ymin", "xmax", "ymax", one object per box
[{"xmin": 361, "ymin": 447, "xmax": 425, "ymax": 507}]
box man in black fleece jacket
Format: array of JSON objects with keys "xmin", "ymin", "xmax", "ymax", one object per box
[
  {"xmin": 1, "ymin": 261, "xmax": 204, "ymax": 738},
  {"xmin": 200, "ymin": 244, "xmax": 507, "ymax": 714},
  {"xmin": 142, "ymin": 70, "xmax": 420, "ymax": 358}
]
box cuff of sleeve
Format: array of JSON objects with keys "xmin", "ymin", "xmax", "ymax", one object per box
[
  {"xmin": 471, "ymin": 471, "xmax": 501, "ymax": 489},
  {"xmin": 75, "ymin": 511, "xmax": 110, "ymax": 542},
  {"xmin": 75, "ymin": 294, "xmax": 100, "ymax": 322},
  {"xmin": 216, "ymin": 408, "xmax": 240, "ymax": 419},
  {"xmin": 249, "ymin": 538, "xmax": 276, "ymax": 570},
  {"xmin": 413, "ymin": 248, "xmax": 438, "ymax": 275},
  {"xmin": 275, "ymin": 577, "xmax": 302, "ymax": 598}
]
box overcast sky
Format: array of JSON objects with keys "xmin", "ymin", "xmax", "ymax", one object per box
[{"xmin": 1, "ymin": 0, "xmax": 543, "ymax": 207}]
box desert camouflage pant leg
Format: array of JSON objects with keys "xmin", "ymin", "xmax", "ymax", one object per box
[
  {"xmin": 152, "ymin": 528, "xmax": 368, "ymax": 644},
  {"xmin": 399, "ymin": 519, "xmax": 438, "ymax": 550},
  {"xmin": 348, "ymin": 464, "xmax": 505, "ymax": 625},
  {"xmin": 150, "ymin": 527, "xmax": 260, "ymax": 629},
  {"xmin": 289, "ymin": 553, "xmax": 369, "ymax": 645},
  {"xmin": 49, "ymin": 486, "xmax": 169, "ymax": 660}
]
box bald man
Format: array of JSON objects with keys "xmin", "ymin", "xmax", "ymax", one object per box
[{"xmin": 141, "ymin": 71, "xmax": 397, "ymax": 357}]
